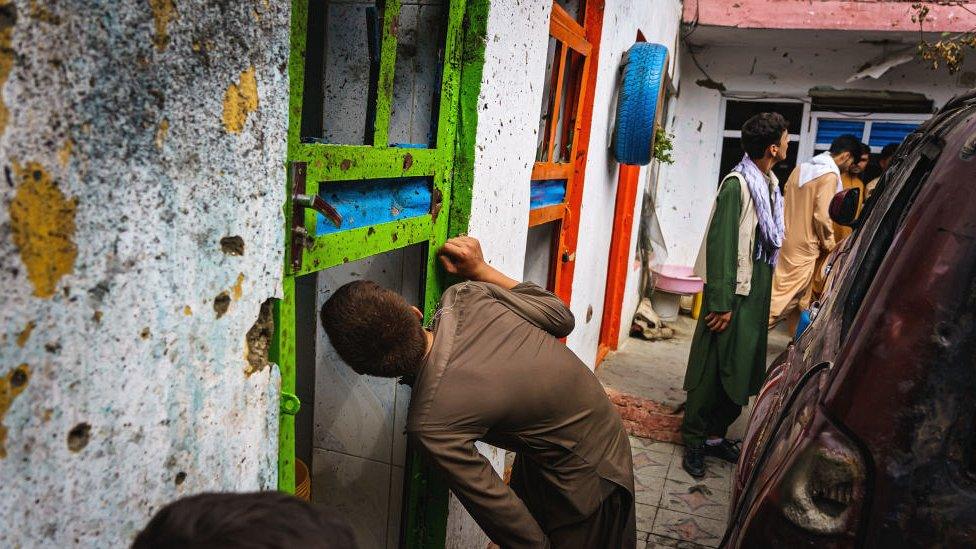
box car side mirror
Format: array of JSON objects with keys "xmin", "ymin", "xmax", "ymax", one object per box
[{"xmin": 829, "ymin": 187, "xmax": 861, "ymax": 227}]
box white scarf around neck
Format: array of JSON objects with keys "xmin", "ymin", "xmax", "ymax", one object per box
[{"xmin": 798, "ymin": 151, "xmax": 842, "ymax": 192}]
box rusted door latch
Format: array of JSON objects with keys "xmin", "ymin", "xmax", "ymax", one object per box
[
  {"xmin": 294, "ymin": 194, "xmax": 343, "ymax": 229},
  {"xmin": 289, "ymin": 162, "xmax": 343, "ymax": 273}
]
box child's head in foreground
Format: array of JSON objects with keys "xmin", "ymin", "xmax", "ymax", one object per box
[
  {"xmin": 132, "ymin": 491, "xmax": 356, "ymax": 549},
  {"xmin": 320, "ymin": 280, "xmax": 427, "ymax": 378}
]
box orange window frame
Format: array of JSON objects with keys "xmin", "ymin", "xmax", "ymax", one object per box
[{"xmin": 528, "ymin": 0, "xmax": 604, "ymax": 304}]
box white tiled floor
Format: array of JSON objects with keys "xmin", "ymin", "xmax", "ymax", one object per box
[{"xmin": 630, "ymin": 436, "xmax": 733, "ymax": 548}]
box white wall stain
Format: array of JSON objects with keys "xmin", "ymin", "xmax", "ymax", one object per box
[{"xmin": 0, "ymin": 1, "xmax": 288, "ymax": 546}]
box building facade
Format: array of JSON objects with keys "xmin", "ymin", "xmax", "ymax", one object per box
[
  {"xmin": 1, "ymin": 0, "xmax": 972, "ymax": 547},
  {"xmin": 656, "ymin": 0, "xmax": 975, "ymax": 268}
]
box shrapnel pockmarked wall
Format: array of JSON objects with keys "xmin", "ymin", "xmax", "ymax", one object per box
[{"xmin": 0, "ymin": 1, "xmax": 289, "ymax": 545}]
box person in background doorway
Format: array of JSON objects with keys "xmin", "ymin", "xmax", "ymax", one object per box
[
  {"xmin": 865, "ymin": 142, "xmax": 898, "ymax": 200},
  {"xmin": 859, "ymin": 152, "xmax": 883, "ymax": 189},
  {"xmin": 132, "ymin": 492, "xmax": 357, "ymax": 549},
  {"xmin": 832, "ymin": 143, "xmax": 869, "ymax": 242},
  {"xmin": 680, "ymin": 113, "xmax": 788, "ymax": 478},
  {"xmin": 768, "ymin": 135, "xmax": 862, "ymax": 330},
  {"xmin": 321, "ymin": 236, "xmax": 635, "ymax": 548}
]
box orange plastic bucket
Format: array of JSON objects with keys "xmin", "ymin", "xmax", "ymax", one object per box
[{"xmin": 295, "ymin": 459, "xmax": 311, "ymax": 501}]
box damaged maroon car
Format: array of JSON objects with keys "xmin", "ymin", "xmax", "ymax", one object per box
[{"xmin": 725, "ymin": 91, "xmax": 976, "ymax": 548}]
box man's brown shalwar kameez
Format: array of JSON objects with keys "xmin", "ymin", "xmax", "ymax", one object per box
[{"xmin": 407, "ymin": 281, "xmax": 636, "ymax": 549}]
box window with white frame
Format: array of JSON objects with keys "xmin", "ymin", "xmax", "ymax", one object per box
[
  {"xmin": 803, "ymin": 112, "xmax": 929, "ymax": 158},
  {"xmin": 717, "ymin": 99, "xmax": 808, "ymax": 190}
]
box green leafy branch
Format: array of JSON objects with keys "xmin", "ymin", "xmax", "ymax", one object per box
[
  {"xmin": 912, "ymin": 2, "xmax": 976, "ymax": 74},
  {"xmin": 653, "ymin": 125, "xmax": 675, "ymax": 165}
]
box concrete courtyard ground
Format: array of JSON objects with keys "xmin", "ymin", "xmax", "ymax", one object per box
[{"xmin": 599, "ymin": 314, "xmax": 792, "ymax": 547}]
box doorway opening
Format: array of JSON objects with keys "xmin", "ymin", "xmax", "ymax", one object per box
[
  {"xmin": 276, "ymin": 1, "xmax": 488, "ymax": 547},
  {"xmin": 294, "ymin": 244, "xmax": 427, "ymax": 548}
]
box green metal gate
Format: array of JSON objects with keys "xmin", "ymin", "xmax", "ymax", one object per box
[{"xmin": 272, "ymin": 0, "xmax": 489, "ymax": 546}]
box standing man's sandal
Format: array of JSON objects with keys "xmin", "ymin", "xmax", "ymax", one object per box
[
  {"xmin": 682, "ymin": 445, "xmax": 706, "ymax": 478},
  {"xmin": 704, "ymin": 439, "xmax": 741, "ymax": 464}
]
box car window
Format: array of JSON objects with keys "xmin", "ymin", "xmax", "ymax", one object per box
[
  {"xmin": 807, "ymin": 125, "xmax": 944, "ymax": 343},
  {"xmin": 838, "ymin": 138, "xmax": 943, "ymax": 336}
]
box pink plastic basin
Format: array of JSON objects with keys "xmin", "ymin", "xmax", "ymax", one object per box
[{"xmin": 652, "ymin": 265, "xmax": 704, "ymax": 295}]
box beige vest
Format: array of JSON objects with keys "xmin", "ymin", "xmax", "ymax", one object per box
[{"xmin": 693, "ymin": 171, "xmax": 776, "ymax": 297}]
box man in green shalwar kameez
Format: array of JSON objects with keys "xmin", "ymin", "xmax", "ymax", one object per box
[{"xmin": 681, "ymin": 113, "xmax": 790, "ymax": 478}]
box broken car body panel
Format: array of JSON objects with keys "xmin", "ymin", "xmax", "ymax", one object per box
[{"xmin": 727, "ymin": 92, "xmax": 976, "ymax": 547}]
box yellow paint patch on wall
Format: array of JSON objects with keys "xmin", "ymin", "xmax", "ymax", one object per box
[
  {"xmin": 0, "ymin": 0, "xmax": 15, "ymax": 139},
  {"xmin": 222, "ymin": 67, "xmax": 258, "ymax": 134},
  {"xmin": 28, "ymin": 1, "xmax": 60, "ymax": 25},
  {"xmin": 155, "ymin": 118, "xmax": 169, "ymax": 149},
  {"xmin": 232, "ymin": 273, "xmax": 245, "ymax": 300},
  {"xmin": 9, "ymin": 162, "xmax": 78, "ymax": 298},
  {"xmin": 148, "ymin": 0, "xmax": 177, "ymax": 52},
  {"xmin": 16, "ymin": 321, "xmax": 34, "ymax": 348},
  {"xmin": 0, "ymin": 364, "xmax": 30, "ymax": 459},
  {"xmin": 58, "ymin": 138, "xmax": 73, "ymax": 168}
]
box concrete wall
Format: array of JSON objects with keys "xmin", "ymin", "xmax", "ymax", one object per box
[
  {"xmin": 656, "ymin": 29, "xmax": 976, "ymax": 268},
  {"xmin": 0, "ymin": 1, "xmax": 289, "ymax": 546},
  {"xmin": 565, "ymin": 0, "xmax": 684, "ymax": 362}
]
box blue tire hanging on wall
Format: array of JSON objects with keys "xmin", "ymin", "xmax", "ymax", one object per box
[{"xmin": 613, "ymin": 43, "xmax": 669, "ymax": 166}]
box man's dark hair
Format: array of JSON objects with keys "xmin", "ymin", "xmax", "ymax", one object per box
[
  {"xmin": 829, "ymin": 134, "xmax": 862, "ymax": 158},
  {"xmin": 879, "ymin": 142, "xmax": 898, "ymax": 159},
  {"xmin": 132, "ymin": 492, "xmax": 357, "ymax": 549},
  {"xmin": 740, "ymin": 112, "xmax": 789, "ymax": 160},
  {"xmin": 320, "ymin": 280, "xmax": 427, "ymax": 377},
  {"xmin": 860, "ymin": 157, "xmax": 883, "ymax": 183}
]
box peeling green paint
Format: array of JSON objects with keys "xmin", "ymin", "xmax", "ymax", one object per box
[
  {"xmin": 295, "ymin": 216, "xmax": 432, "ymax": 277},
  {"xmin": 293, "ymin": 144, "xmax": 437, "ymax": 182},
  {"xmin": 271, "ymin": 277, "xmax": 295, "ymax": 493},
  {"xmin": 448, "ymin": 0, "xmax": 489, "ymax": 243},
  {"xmin": 371, "ymin": 0, "xmax": 400, "ymax": 147}
]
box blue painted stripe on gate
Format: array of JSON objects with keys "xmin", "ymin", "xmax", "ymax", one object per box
[
  {"xmin": 315, "ymin": 177, "xmax": 432, "ymax": 236},
  {"xmin": 530, "ymin": 179, "xmax": 568, "ymax": 210}
]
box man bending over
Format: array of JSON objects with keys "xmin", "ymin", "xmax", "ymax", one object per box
[{"xmin": 321, "ymin": 237, "xmax": 635, "ymax": 549}]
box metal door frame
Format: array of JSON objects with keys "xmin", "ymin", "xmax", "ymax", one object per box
[{"xmin": 272, "ymin": 1, "xmax": 490, "ymax": 546}]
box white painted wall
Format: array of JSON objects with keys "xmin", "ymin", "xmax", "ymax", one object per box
[
  {"xmin": 0, "ymin": 2, "xmax": 288, "ymax": 546},
  {"xmin": 564, "ymin": 0, "xmax": 684, "ymax": 364},
  {"xmin": 657, "ymin": 28, "xmax": 975, "ymax": 268}
]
